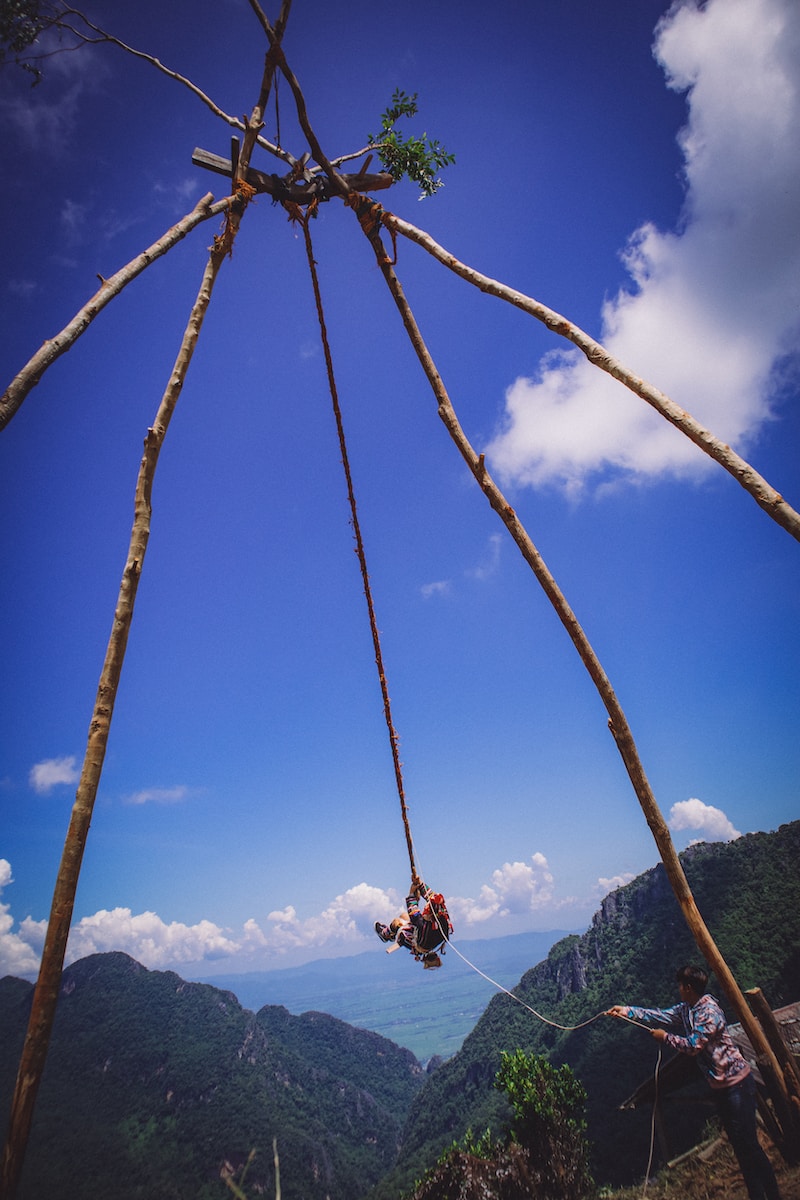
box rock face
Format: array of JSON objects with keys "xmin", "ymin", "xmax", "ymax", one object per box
[{"xmin": 0, "ymin": 950, "xmax": 424, "ymax": 1200}]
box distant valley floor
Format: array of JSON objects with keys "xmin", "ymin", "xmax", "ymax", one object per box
[{"xmin": 195, "ymin": 929, "xmax": 579, "ymax": 1061}]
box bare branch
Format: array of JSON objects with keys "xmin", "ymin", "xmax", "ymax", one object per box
[
  {"xmin": 246, "ymin": 0, "xmax": 273, "ymax": 37},
  {"xmin": 254, "ymin": 24, "xmax": 346, "ymax": 192},
  {"xmin": 330, "ymin": 143, "xmax": 386, "ymax": 168},
  {"xmin": 56, "ymin": 10, "xmax": 292, "ymax": 166},
  {"xmin": 0, "ymin": 192, "xmax": 231, "ymax": 431},
  {"xmin": 383, "ymin": 210, "xmax": 800, "ymax": 544},
  {"xmin": 234, "ymin": 1, "xmax": 293, "ymax": 181},
  {"xmin": 245, "ymin": 0, "xmax": 292, "ymax": 43}
]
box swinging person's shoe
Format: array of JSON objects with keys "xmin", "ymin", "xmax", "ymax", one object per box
[{"xmin": 375, "ymin": 922, "xmax": 393, "ymax": 943}]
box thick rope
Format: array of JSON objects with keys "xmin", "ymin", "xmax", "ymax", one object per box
[{"xmin": 299, "ymin": 213, "xmax": 417, "ymax": 883}]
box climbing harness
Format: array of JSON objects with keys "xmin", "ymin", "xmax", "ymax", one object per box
[{"xmin": 410, "ymin": 890, "xmax": 454, "ymax": 962}]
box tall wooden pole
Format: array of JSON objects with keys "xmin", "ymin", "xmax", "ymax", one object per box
[{"xmin": 352, "ymin": 202, "xmax": 799, "ymax": 1160}]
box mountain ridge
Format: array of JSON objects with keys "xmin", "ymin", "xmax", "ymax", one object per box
[
  {"xmin": 0, "ymin": 950, "xmax": 423, "ymax": 1200},
  {"xmin": 193, "ymin": 928, "xmax": 578, "ymax": 1061},
  {"xmin": 371, "ymin": 821, "xmax": 800, "ymax": 1197},
  {"xmin": 2, "ymin": 822, "xmax": 797, "ymax": 1199}
]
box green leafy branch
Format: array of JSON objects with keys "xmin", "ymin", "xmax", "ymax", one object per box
[{"xmin": 367, "ymin": 90, "xmax": 455, "ymax": 199}]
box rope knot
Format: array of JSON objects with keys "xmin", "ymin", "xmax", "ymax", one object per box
[
  {"xmin": 266, "ymin": 42, "xmax": 285, "ymax": 69},
  {"xmin": 345, "ymin": 193, "xmax": 397, "ymax": 264}
]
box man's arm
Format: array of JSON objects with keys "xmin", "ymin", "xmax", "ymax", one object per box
[{"xmin": 608, "ymin": 1003, "xmax": 685, "ymax": 1033}]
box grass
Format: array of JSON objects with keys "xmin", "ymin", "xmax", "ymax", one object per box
[{"xmin": 601, "ymin": 1132, "xmax": 800, "ymax": 1200}]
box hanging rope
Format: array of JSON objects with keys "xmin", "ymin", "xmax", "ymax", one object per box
[{"xmin": 298, "ymin": 210, "xmax": 418, "ymax": 883}]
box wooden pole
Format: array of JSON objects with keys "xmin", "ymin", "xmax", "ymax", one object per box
[{"xmin": 350, "ymin": 200, "xmax": 800, "ymax": 1162}]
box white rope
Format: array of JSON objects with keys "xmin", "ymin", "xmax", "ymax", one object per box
[
  {"xmin": 443, "ymin": 935, "xmax": 608, "ymax": 1030},
  {"xmin": 414, "ymin": 875, "xmax": 664, "ymax": 1190},
  {"xmin": 444, "ymin": 925, "xmax": 665, "ymax": 1192},
  {"xmin": 641, "ymin": 1044, "xmax": 663, "ymax": 1196}
]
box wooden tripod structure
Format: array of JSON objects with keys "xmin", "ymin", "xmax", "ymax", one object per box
[{"xmin": 1, "ymin": 3, "xmax": 799, "ymax": 1196}]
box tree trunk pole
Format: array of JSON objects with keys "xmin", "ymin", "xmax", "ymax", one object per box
[
  {"xmin": 0, "ymin": 237, "xmax": 230, "ymax": 1200},
  {"xmin": 351, "ymin": 205, "xmax": 798, "ymax": 1158},
  {"xmin": 0, "ymin": 193, "xmax": 229, "ymax": 432},
  {"xmin": 1, "ymin": 8, "xmax": 292, "ymax": 1189}
]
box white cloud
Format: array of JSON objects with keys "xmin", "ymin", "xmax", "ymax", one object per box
[
  {"xmin": 448, "ymin": 853, "xmax": 556, "ymax": 926},
  {"xmin": 0, "ymin": 860, "xmax": 42, "ymax": 977},
  {"xmin": 264, "ymin": 883, "xmax": 399, "ymax": 953},
  {"xmin": 594, "ymin": 872, "xmax": 636, "ymax": 897},
  {"xmin": 153, "ymin": 176, "xmax": 200, "ymax": 208},
  {"xmin": 0, "ymin": 859, "xmax": 569, "ymax": 976},
  {"xmin": 123, "ymin": 786, "xmax": 190, "ymax": 806},
  {"xmin": 421, "ymin": 533, "xmax": 503, "ymax": 599},
  {"xmin": 7, "ymin": 279, "xmax": 38, "ymax": 300},
  {"xmin": 421, "ymin": 579, "xmax": 451, "ymax": 599},
  {"xmin": 0, "ymin": 36, "xmax": 108, "ymax": 154},
  {"xmin": 465, "ymin": 532, "xmax": 503, "ymax": 581},
  {"xmin": 0, "ymin": 877, "xmax": 403, "ymax": 976},
  {"xmin": 65, "ymin": 908, "xmax": 241, "ymax": 968},
  {"xmin": 669, "ymin": 797, "xmax": 742, "ymax": 842},
  {"xmin": 29, "ymin": 756, "xmax": 79, "ymax": 794},
  {"xmin": 486, "ymin": 0, "xmax": 800, "ymax": 495}
]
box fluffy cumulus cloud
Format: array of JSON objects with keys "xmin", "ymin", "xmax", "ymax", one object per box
[
  {"xmin": 64, "ymin": 909, "xmax": 241, "ymax": 968},
  {"xmin": 2, "ymin": 853, "xmax": 572, "ymax": 976},
  {"xmin": 448, "ymin": 853, "xmax": 556, "ymax": 926},
  {"xmin": 264, "ymin": 883, "xmax": 400, "ymax": 953},
  {"xmin": 29, "ymin": 756, "xmax": 80, "ymax": 795},
  {"xmin": 0, "ymin": 870, "xmax": 403, "ymax": 977},
  {"xmin": 486, "ymin": 0, "xmax": 800, "ymax": 494},
  {"xmin": 669, "ymin": 797, "xmax": 742, "ymax": 843},
  {"xmin": 0, "ymin": 860, "xmax": 42, "ymax": 977}
]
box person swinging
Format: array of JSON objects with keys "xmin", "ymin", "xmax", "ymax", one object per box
[{"xmin": 375, "ymin": 875, "xmax": 453, "ymax": 969}]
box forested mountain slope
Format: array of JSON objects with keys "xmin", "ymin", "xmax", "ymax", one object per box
[
  {"xmin": 0, "ymin": 952, "xmax": 423, "ymax": 1200},
  {"xmin": 373, "ymin": 820, "xmax": 800, "ymax": 1197},
  {"xmin": 2, "ymin": 823, "xmax": 797, "ymax": 1199}
]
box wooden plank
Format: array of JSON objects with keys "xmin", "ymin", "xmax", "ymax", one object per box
[
  {"xmin": 746, "ymin": 989, "xmax": 800, "ymax": 1096},
  {"xmin": 191, "ymin": 147, "xmax": 394, "ymax": 202}
]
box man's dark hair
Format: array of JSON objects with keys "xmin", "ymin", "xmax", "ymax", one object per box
[{"xmin": 676, "ymin": 964, "xmax": 708, "ymax": 994}]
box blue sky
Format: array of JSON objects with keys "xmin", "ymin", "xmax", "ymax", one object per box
[{"xmin": 1, "ymin": 0, "xmax": 798, "ymax": 979}]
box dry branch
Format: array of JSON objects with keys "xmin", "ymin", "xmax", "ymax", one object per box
[
  {"xmin": 0, "ymin": 193, "xmax": 230, "ymax": 432},
  {"xmin": 383, "ymin": 211, "xmax": 800, "ymax": 544},
  {"xmin": 57, "ymin": 9, "xmax": 294, "ymax": 168}
]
